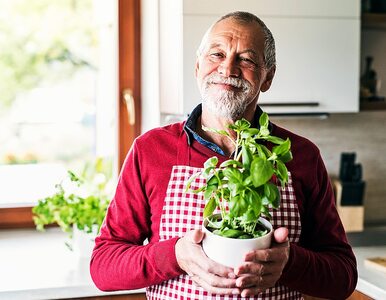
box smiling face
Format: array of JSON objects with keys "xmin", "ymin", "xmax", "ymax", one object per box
[{"xmin": 196, "ymin": 18, "xmax": 275, "ymax": 121}]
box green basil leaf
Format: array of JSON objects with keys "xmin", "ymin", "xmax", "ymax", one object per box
[
  {"xmin": 279, "ymin": 150, "xmax": 293, "ymax": 163},
  {"xmin": 261, "ymin": 206, "xmax": 272, "ymax": 219},
  {"xmin": 255, "ymin": 144, "xmax": 272, "ymax": 159},
  {"xmin": 241, "ymin": 128, "xmax": 259, "ymax": 139},
  {"xmin": 255, "ymin": 144, "xmax": 266, "ymax": 159},
  {"xmin": 260, "ymin": 127, "xmax": 270, "ymax": 137},
  {"xmin": 265, "ymin": 182, "xmax": 280, "ymax": 209},
  {"xmin": 243, "ymin": 208, "xmax": 257, "ymax": 222},
  {"xmin": 251, "ymin": 157, "xmax": 274, "ymax": 187},
  {"xmin": 272, "ymin": 138, "xmax": 291, "ymax": 156},
  {"xmin": 242, "ymin": 144, "xmax": 253, "ymax": 169},
  {"xmin": 223, "ymin": 168, "xmax": 243, "ymax": 184},
  {"xmin": 206, "ymin": 175, "xmax": 219, "ymax": 186},
  {"xmin": 232, "ymin": 119, "xmax": 251, "ymax": 131},
  {"xmin": 243, "ymin": 176, "xmax": 252, "ymax": 186},
  {"xmin": 276, "ymin": 160, "xmax": 289, "ymax": 184},
  {"xmin": 220, "ymin": 229, "xmax": 245, "ymax": 238},
  {"xmin": 184, "ymin": 172, "xmax": 200, "ymax": 192},
  {"xmin": 203, "ymin": 197, "xmax": 217, "ymax": 218},
  {"xmin": 249, "ymin": 189, "xmax": 262, "ymax": 216},
  {"xmin": 204, "ymin": 156, "xmax": 218, "ymax": 169},
  {"xmin": 264, "ymin": 135, "xmax": 284, "ymax": 144},
  {"xmin": 202, "ymin": 126, "xmax": 229, "ymax": 137},
  {"xmin": 259, "ymin": 112, "xmax": 269, "ymax": 128},
  {"xmin": 219, "ymin": 160, "xmax": 242, "ymax": 168},
  {"xmin": 204, "ymin": 184, "xmax": 216, "ymax": 200},
  {"xmin": 229, "ymin": 195, "xmax": 244, "ymax": 217}
]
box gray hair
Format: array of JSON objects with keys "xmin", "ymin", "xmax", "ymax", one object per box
[{"xmin": 197, "ymin": 11, "xmax": 276, "ymax": 69}]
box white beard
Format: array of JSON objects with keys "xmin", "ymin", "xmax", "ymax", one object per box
[{"xmin": 200, "ymin": 73, "xmax": 256, "ymax": 120}]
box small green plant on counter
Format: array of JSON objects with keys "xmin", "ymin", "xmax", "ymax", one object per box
[
  {"xmin": 186, "ymin": 113, "xmax": 292, "ymax": 239},
  {"xmin": 33, "ymin": 157, "xmax": 113, "ymax": 245}
]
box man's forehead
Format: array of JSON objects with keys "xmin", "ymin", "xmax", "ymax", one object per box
[
  {"xmin": 205, "ymin": 19, "xmax": 264, "ymax": 52},
  {"xmin": 208, "ymin": 41, "xmax": 258, "ymax": 56},
  {"xmin": 210, "ymin": 18, "xmax": 263, "ymax": 38}
]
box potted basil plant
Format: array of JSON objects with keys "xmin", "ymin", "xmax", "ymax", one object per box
[
  {"xmin": 185, "ymin": 113, "xmax": 292, "ymax": 267},
  {"xmin": 32, "ymin": 157, "xmax": 113, "ymax": 256}
]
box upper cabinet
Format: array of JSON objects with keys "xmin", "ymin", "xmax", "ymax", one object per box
[{"xmin": 159, "ymin": 0, "xmax": 361, "ymax": 116}]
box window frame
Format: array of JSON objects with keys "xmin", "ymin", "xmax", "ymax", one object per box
[{"xmin": 0, "ymin": 0, "xmax": 141, "ymax": 229}]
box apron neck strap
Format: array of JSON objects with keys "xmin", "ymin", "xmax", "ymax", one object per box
[{"xmin": 176, "ymin": 129, "xmax": 190, "ymax": 166}]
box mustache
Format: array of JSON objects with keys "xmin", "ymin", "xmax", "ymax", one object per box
[{"xmin": 204, "ymin": 73, "xmax": 250, "ymax": 90}]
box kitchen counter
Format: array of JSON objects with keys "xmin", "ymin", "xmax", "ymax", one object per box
[
  {"xmin": 347, "ymin": 228, "xmax": 386, "ymax": 299},
  {"xmin": 0, "ymin": 228, "xmax": 145, "ymax": 300},
  {"xmin": 351, "ymin": 246, "xmax": 386, "ymax": 299},
  {"xmin": 0, "ymin": 227, "xmax": 385, "ymax": 300}
]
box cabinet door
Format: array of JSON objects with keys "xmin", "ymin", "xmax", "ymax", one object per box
[
  {"xmin": 183, "ymin": 0, "xmax": 359, "ymax": 18},
  {"xmin": 260, "ymin": 17, "xmax": 360, "ymax": 113},
  {"xmin": 181, "ymin": 15, "xmax": 360, "ymax": 115}
]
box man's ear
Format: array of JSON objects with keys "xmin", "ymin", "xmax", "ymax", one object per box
[
  {"xmin": 195, "ymin": 58, "xmax": 200, "ymax": 78},
  {"xmin": 260, "ymin": 66, "xmax": 276, "ymax": 92}
]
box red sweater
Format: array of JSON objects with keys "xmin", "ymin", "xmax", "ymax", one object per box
[{"xmin": 90, "ymin": 121, "xmax": 357, "ymax": 299}]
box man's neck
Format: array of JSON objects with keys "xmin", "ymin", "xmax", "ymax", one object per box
[{"xmin": 198, "ymin": 106, "xmax": 256, "ymax": 157}]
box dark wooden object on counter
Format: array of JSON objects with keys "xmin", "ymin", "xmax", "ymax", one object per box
[{"xmin": 347, "ymin": 290, "xmax": 374, "ymax": 300}]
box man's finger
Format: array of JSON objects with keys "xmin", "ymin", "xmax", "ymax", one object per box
[
  {"xmin": 192, "ymin": 275, "xmax": 241, "ymax": 296},
  {"xmin": 185, "ymin": 229, "xmax": 205, "ymax": 244},
  {"xmin": 273, "ymin": 227, "xmax": 289, "ymax": 244}
]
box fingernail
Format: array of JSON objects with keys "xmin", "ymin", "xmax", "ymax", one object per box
[
  {"xmin": 232, "ymin": 289, "xmax": 240, "ymax": 295},
  {"xmin": 235, "ymin": 278, "xmax": 242, "ymax": 287},
  {"xmin": 228, "ymin": 272, "xmax": 236, "ymax": 279}
]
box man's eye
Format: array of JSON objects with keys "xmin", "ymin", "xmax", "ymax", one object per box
[
  {"xmin": 240, "ymin": 57, "xmax": 255, "ymax": 64},
  {"xmin": 210, "ymin": 53, "xmax": 223, "ymax": 58}
]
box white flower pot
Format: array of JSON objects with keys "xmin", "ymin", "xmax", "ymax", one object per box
[
  {"xmin": 202, "ymin": 216, "xmax": 273, "ymax": 268},
  {"xmin": 72, "ymin": 224, "xmax": 98, "ymax": 259}
]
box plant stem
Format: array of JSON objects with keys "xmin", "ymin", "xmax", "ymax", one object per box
[
  {"xmin": 214, "ymin": 171, "xmax": 226, "ymax": 220},
  {"xmin": 233, "ymin": 131, "xmax": 240, "ymax": 160}
]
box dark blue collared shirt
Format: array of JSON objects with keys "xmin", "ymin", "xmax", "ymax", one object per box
[{"xmin": 183, "ymin": 104, "xmax": 270, "ymax": 157}]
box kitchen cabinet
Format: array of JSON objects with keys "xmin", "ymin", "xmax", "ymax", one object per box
[{"xmin": 158, "ymin": 0, "xmax": 360, "ymax": 116}]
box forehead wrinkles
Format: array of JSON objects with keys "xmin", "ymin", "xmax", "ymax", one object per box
[{"xmin": 206, "ymin": 21, "xmax": 263, "ymax": 55}]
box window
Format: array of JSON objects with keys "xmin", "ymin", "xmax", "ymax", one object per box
[{"xmin": 0, "ymin": 1, "xmax": 118, "ymax": 220}]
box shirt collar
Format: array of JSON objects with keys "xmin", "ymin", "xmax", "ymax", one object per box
[{"xmin": 183, "ymin": 103, "xmax": 271, "ymax": 152}]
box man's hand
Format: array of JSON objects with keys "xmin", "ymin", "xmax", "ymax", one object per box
[
  {"xmin": 175, "ymin": 229, "xmax": 240, "ymax": 295},
  {"xmin": 234, "ymin": 227, "xmax": 290, "ymax": 297}
]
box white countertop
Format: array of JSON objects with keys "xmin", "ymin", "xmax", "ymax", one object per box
[
  {"xmin": 0, "ymin": 228, "xmax": 144, "ymax": 300},
  {"xmin": 352, "ymin": 246, "xmax": 386, "ymax": 299},
  {"xmin": 0, "ymin": 228, "xmax": 385, "ymax": 300}
]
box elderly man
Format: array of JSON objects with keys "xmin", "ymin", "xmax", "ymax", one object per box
[{"xmin": 90, "ymin": 11, "xmax": 357, "ymax": 299}]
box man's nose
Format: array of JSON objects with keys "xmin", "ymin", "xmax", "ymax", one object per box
[{"xmin": 217, "ymin": 57, "xmax": 240, "ymax": 78}]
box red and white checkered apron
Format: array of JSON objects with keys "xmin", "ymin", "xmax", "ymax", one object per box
[{"xmin": 146, "ymin": 164, "xmax": 302, "ymax": 300}]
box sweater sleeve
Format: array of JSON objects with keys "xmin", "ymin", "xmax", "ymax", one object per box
[
  {"xmin": 279, "ymin": 154, "xmax": 357, "ymax": 299},
  {"xmin": 90, "ymin": 141, "xmax": 183, "ymax": 291}
]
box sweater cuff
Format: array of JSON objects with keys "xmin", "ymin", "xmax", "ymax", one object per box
[{"xmin": 153, "ymin": 237, "xmax": 184, "ymax": 278}]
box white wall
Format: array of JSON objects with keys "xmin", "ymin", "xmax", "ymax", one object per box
[{"xmin": 141, "ymin": 0, "xmax": 161, "ymax": 133}]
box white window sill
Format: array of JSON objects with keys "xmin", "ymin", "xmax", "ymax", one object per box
[{"xmin": 0, "ymin": 228, "xmax": 144, "ymax": 300}]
